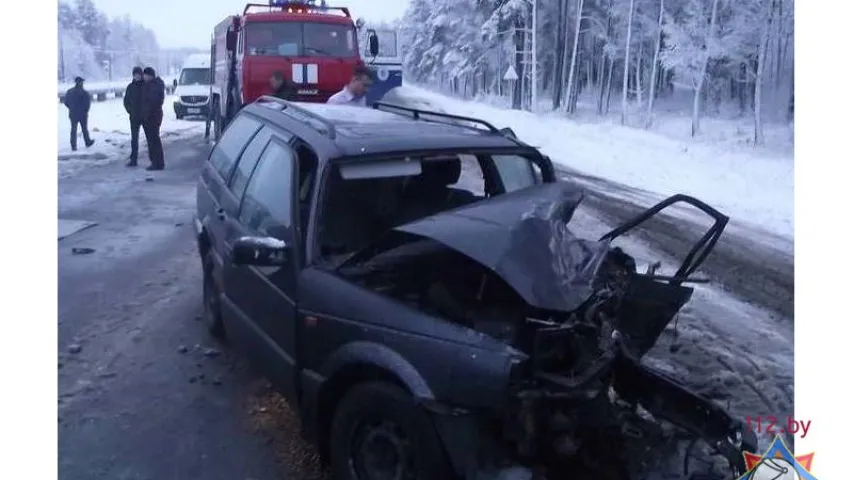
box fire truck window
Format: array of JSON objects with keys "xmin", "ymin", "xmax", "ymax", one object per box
[
  {"xmin": 303, "ymin": 23, "xmax": 356, "ymax": 57},
  {"xmin": 210, "ymin": 115, "xmax": 262, "ymax": 181},
  {"xmin": 246, "ymin": 22, "xmax": 300, "ymax": 56}
]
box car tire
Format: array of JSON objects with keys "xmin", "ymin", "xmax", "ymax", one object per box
[
  {"xmin": 329, "ymin": 381, "xmax": 453, "ymax": 480},
  {"xmin": 202, "ymin": 252, "xmax": 226, "ymax": 340},
  {"xmin": 176, "ymin": 113, "xmax": 184, "ymax": 120}
]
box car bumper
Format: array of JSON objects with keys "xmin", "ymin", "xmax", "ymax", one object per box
[{"xmin": 174, "ymin": 103, "xmax": 209, "ymax": 117}]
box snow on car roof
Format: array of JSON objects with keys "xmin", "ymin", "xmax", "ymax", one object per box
[{"xmin": 293, "ymin": 102, "xmax": 410, "ymax": 124}]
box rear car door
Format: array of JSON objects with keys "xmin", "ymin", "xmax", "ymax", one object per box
[
  {"xmin": 197, "ymin": 113, "xmax": 263, "ymax": 275},
  {"xmin": 221, "ymin": 134, "xmax": 300, "ymax": 400}
]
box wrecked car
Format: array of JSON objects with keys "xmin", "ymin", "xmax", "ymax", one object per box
[{"xmin": 194, "ymin": 98, "xmax": 758, "ymax": 480}]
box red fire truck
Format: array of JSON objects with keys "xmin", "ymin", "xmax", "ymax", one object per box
[{"xmin": 205, "ymin": 0, "xmax": 378, "ymax": 140}]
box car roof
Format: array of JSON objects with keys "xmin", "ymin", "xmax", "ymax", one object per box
[{"xmin": 240, "ymin": 98, "xmax": 533, "ymax": 160}]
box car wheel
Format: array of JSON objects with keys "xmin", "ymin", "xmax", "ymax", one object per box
[
  {"xmin": 202, "ymin": 253, "xmax": 226, "ymax": 340},
  {"xmin": 330, "ymin": 382, "xmax": 453, "ymax": 480},
  {"xmin": 176, "ymin": 113, "xmax": 184, "ymax": 120}
]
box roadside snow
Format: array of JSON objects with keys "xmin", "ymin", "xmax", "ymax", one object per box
[
  {"xmin": 57, "ymin": 95, "xmax": 203, "ymax": 178},
  {"xmin": 398, "ymin": 85, "xmax": 794, "ymax": 241}
]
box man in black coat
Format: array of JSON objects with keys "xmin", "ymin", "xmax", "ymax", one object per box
[
  {"xmin": 123, "ymin": 67, "xmax": 144, "ymax": 167},
  {"xmin": 270, "ymin": 71, "xmax": 296, "ymax": 100},
  {"xmin": 140, "ymin": 67, "xmax": 166, "ymax": 170},
  {"xmin": 63, "ymin": 77, "xmax": 95, "ymax": 151}
]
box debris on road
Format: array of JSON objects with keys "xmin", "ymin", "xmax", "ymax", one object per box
[
  {"xmin": 202, "ymin": 347, "xmax": 221, "ymax": 358},
  {"xmin": 67, "ymin": 344, "xmax": 83, "ymax": 354},
  {"xmin": 177, "ymin": 345, "xmax": 189, "ymax": 354},
  {"xmin": 71, "ymin": 247, "xmax": 96, "ymax": 255}
]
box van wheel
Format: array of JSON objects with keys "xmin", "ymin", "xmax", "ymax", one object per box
[
  {"xmin": 329, "ymin": 382, "xmax": 453, "ymax": 480},
  {"xmin": 202, "ymin": 253, "xmax": 226, "ymax": 339}
]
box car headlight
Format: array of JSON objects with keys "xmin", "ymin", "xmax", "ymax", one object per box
[{"xmin": 377, "ymin": 68, "xmax": 389, "ymax": 81}]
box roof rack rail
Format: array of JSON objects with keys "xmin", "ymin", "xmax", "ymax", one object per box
[
  {"xmin": 256, "ymin": 96, "xmax": 337, "ymax": 139},
  {"xmin": 372, "ymin": 102, "xmax": 503, "ymax": 134}
]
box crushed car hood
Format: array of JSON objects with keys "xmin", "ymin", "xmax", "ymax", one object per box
[{"xmin": 393, "ymin": 182, "xmax": 612, "ymax": 313}]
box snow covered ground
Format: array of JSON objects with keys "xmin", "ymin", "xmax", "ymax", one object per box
[
  {"xmin": 57, "ymin": 95, "xmax": 204, "ymax": 178},
  {"xmin": 399, "ymin": 85, "xmax": 794, "ymax": 242}
]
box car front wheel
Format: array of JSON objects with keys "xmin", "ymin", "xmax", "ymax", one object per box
[
  {"xmin": 330, "ymin": 382, "xmax": 453, "ymax": 480},
  {"xmin": 202, "ymin": 252, "xmax": 226, "ymax": 339}
]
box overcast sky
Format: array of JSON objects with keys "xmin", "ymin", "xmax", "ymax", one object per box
[{"xmin": 91, "ymin": 0, "xmax": 410, "ymax": 49}]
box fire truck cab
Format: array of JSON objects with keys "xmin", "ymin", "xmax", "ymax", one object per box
[{"xmin": 206, "ymin": 0, "xmax": 378, "ymax": 140}]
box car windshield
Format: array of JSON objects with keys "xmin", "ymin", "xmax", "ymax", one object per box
[
  {"xmin": 245, "ymin": 21, "xmax": 357, "ymax": 58},
  {"xmin": 179, "ymin": 68, "xmax": 210, "ymax": 85}
]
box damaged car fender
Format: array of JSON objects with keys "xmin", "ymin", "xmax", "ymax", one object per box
[{"xmin": 295, "ymin": 267, "xmax": 527, "ymax": 437}]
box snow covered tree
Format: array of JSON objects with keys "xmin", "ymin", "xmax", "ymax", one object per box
[
  {"xmin": 57, "ymin": 0, "xmax": 164, "ymax": 82},
  {"xmin": 396, "ymin": 0, "xmax": 794, "ymax": 136}
]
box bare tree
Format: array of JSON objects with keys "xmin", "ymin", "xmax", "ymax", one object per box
[
  {"xmin": 645, "ymin": 0, "xmax": 664, "ymax": 128},
  {"xmin": 754, "ymin": 0, "xmax": 776, "ymax": 145},
  {"xmin": 620, "ymin": 0, "xmax": 635, "ymax": 125},
  {"xmin": 690, "ymin": 0, "xmax": 720, "ymax": 137},
  {"xmin": 565, "ymin": 0, "xmax": 585, "ymax": 113}
]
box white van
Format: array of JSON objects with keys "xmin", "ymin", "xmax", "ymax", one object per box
[{"xmin": 172, "ymin": 53, "xmax": 211, "ymax": 119}]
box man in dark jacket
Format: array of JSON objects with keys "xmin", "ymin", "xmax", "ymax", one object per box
[
  {"xmin": 63, "ymin": 77, "xmax": 95, "ymax": 151},
  {"xmin": 123, "ymin": 67, "xmax": 144, "ymax": 167},
  {"xmin": 140, "ymin": 67, "xmax": 166, "ymax": 171},
  {"xmin": 270, "ymin": 71, "xmax": 296, "ymax": 100}
]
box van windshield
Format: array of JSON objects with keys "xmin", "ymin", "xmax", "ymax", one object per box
[
  {"xmin": 244, "ymin": 21, "xmax": 357, "ymax": 58},
  {"xmin": 179, "ymin": 68, "xmax": 210, "ymax": 85}
]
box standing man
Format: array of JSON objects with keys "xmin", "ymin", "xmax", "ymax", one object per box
[
  {"xmin": 326, "ymin": 65, "xmax": 373, "ymax": 107},
  {"xmin": 63, "ymin": 77, "xmax": 95, "ymax": 151},
  {"xmin": 140, "ymin": 67, "xmax": 166, "ymax": 171},
  {"xmin": 123, "ymin": 67, "xmax": 144, "ymax": 167},
  {"xmin": 270, "ymin": 71, "xmax": 296, "ymax": 100}
]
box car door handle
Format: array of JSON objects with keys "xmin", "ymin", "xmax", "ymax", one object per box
[{"xmin": 216, "ymin": 208, "xmax": 226, "ymax": 220}]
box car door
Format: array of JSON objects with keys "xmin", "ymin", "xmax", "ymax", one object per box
[
  {"xmin": 198, "ymin": 113, "xmax": 263, "ymax": 274},
  {"xmin": 222, "ymin": 134, "xmax": 300, "ymax": 401}
]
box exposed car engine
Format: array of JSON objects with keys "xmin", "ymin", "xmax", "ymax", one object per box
[{"xmin": 335, "ymin": 185, "xmax": 757, "ymax": 479}]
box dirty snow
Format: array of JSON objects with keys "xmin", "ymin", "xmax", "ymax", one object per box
[
  {"xmin": 398, "ymin": 85, "xmax": 794, "ymax": 241},
  {"xmin": 57, "ymin": 95, "xmax": 204, "ymax": 178}
]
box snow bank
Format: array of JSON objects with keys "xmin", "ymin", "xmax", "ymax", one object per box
[
  {"xmin": 400, "ymin": 85, "xmax": 794, "ymax": 240},
  {"xmin": 57, "ymin": 95, "xmax": 204, "ymax": 178},
  {"xmin": 57, "ymin": 77, "xmax": 176, "ymax": 96}
]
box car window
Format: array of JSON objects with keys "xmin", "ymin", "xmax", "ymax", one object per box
[
  {"xmin": 492, "ymin": 154, "xmax": 541, "ymax": 192},
  {"xmin": 239, "ymin": 141, "xmax": 295, "ymax": 237},
  {"xmin": 210, "ymin": 115, "xmax": 262, "ymax": 181},
  {"xmin": 228, "ymin": 128, "xmax": 272, "ymax": 200}
]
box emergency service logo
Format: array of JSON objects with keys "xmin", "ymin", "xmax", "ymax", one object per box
[{"xmin": 735, "ymin": 435, "xmax": 817, "ymax": 480}]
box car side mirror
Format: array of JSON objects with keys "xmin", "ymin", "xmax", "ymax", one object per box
[
  {"xmin": 367, "ymin": 31, "xmax": 379, "ymax": 57},
  {"xmin": 355, "ymin": 17, "xmax": 365, "ymax": 30},
  {"xmin": 230, "ymin": 236, "xmax": 289, "ymax": 267},
  {"xmin": 173, "ymin": 78, "xmax": 178, "ymax": 88}
]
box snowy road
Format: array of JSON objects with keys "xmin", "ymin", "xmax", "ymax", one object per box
[
  {"xmin": 58, "ymin": 138, "xmax": 312, "ymax": 480},
  {"xmin": 57, "ymin": 89, "xmax": 793, "ymax": 479}
]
